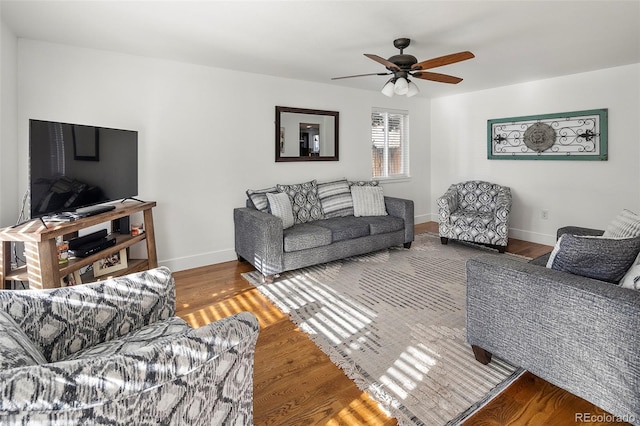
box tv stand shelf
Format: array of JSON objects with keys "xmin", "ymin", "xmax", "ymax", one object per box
[{"xmin": 0, "ymin": 201, "xmax": 157, "ymax": 289}]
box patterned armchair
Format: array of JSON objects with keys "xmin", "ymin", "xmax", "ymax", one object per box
[
  {"xmin": 0, "ymin": 267, "xmax": 259, "ymax": 425},
  {"xmin": 436, "ymin": 180, "xmax": 512, "ymax": 252}
]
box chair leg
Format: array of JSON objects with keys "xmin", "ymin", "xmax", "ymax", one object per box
[
  {"xmin": 471, "ymin": 345, "xmax": 493, "ymax": 365},
  {"xmin": 440, "ymin": 237, "xmax": 449, "ymax": 245},
  {"xmin": 403, "ymin": 242, "xmax": 412, "ymax": 249}
]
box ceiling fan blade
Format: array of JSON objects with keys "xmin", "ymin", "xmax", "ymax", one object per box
[
  {"xmin": 412, "ymin": 71, "xmax": 463, "ymax": 84},
  {"xmin": 331, "ymin": 72, "xmax": 391, "ymax": 80},
  {"xmin": 364, "ymin": 53, "xmax": 401, "ymax": 71},
  {"xmin": 411, "ymin": 51, "xmax": 475, "ymax": 71}
]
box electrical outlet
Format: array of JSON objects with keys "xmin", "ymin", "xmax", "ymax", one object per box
[{"xmin": 541, "ymin": 209, "xmax": 549, "ymax": 220}]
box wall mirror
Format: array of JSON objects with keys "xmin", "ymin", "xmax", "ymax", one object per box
[{"xmin": 275, "ymin": 106, "xmax": 339, "ymax": 162}]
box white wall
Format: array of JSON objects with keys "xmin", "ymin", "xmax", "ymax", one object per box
[
  {"xmin": 0, "ymin": 19, "xmax": 18, "ymax": 226},
  {"xmin": 13, "ymin": 40, "xmax": 431, "ymax": 271},
  {"xmin": 431, "ymin": 64, "xmax": 640, "ymax": 245}
]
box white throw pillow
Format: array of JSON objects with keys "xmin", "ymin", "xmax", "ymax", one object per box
[
  {"xmin": 351, "ymin": 186, "xmax": 387, "ymax": 217},
  {"xmin": 602, "ymin": 209, "xmax": 640, "ymax": 238},
  {"xmin": 620, "ymin": 252, "xmax": 640, "ymax": 290},
  {"xmin": 266, "ymin": 192, "xmax": 295, "ymax": 229}
]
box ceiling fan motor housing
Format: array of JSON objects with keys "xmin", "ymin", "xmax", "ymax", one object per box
[{"xmin": 389, "ymin": 38, "xmax": 417, "ymax": 72}]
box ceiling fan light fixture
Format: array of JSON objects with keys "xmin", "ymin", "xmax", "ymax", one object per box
[
  {"xmin": 381, "ymin": 79, "xmax": 395, "ymax": 97},
  {"xmin": 406, "ymin": 80, "xmax": 420, "ymax": 97},
  {"xmin": 394, "ymin": 77, "xmax": 409, "ymax": 95}
]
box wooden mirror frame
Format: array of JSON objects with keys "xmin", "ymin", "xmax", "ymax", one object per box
[{"xmin": 275, "ymin": 106, "xmax": 339, "ymax": 162}]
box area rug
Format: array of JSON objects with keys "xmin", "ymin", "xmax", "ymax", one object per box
[{"xmin": 242, "ymin": 233, "xmax": 525, "ymax": 425}]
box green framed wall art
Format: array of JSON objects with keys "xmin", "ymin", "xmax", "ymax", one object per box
[{"xmin": 487, "ymin": 108, "xmax": 608, "ymax": 160}]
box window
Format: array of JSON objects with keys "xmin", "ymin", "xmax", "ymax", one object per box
[{"xmin": 371, "ymin": 108, "xmax": 409, "ymax": 179}]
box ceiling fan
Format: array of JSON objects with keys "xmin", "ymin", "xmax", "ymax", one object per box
[{"xmin": 332, "ymin": 38, "xmax": 475, "ymax": 97}]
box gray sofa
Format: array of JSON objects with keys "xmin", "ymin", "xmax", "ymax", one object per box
[
  {"xmin": 234, "ymin": 196, "xmax": 414, "ymax": 282},
  {"xmin": 466, "ymin": 226, "xmax": 640, "ymax": 424},
  {"xmin": 0, "ymin": 267, "xmax": 260, "ymax": 425}
]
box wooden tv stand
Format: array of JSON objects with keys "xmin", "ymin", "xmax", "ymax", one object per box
[{"xmin": 0, "ymin": 201, "xmax": 157, "ymax": 289}]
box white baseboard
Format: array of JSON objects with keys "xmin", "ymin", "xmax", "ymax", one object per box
[
  {"xmin": 508, "ymin": 228, "xmax": 555, "ymax": 246},
  {"xmin": 160, "ymin": 222, "xmax": 556, "ymax": 273},
  {"xmin": 159, "ymin": 248, "xmax": 237, "ymax": 272},
  {"xmin": 414, "ymin": 213, "xmax": 433, "ymax": 224},
  {"xmin": 418, "ymin": 214, "xmax": 555, "ymax": 246}
]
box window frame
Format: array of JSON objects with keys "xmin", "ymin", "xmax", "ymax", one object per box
[{"xmin": 371, "ymin": 107, "xmax": 410, "ymax": 180}]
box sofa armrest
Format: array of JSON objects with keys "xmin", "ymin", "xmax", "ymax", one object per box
[
  {"xmin": 384, "ymin": 196, "xmax": 414, "ymax": 244},
  {"xmin": 466, "ymin": 255, "xmax": 640, "ymax": 421},
  {"xmin": 436, "ymin": 186, "xmax": 458, "ymax": 220},
  {"xmin": 0, "ymin": 267, "xmax": 176, "ymax": 363},
  {"xmin": 495, "ymin": 187, "xmax": 512, "ymax": 223},
  {"xmin": 0, "ymin": 312, "xmax": 260, "ymax": 425},
  {"xmin": 234, "ymin": 207, "xmax": 284, "ymax": 276}
]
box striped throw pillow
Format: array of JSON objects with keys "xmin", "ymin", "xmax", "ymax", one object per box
[
  {"xmin": 603, "ymin": 209, "xmax": 640, "ymax": 238},
  {"xmin": 246, "ymin": 187, "xmax": 277, "ymax": 212},
  {"xmin": 351, "ymin": 186, "xmax": 387, "ymax": 217},
  {"xmin": 266, "ymin": 192, "xmax": 294, "ymax": 229},
  {"xmin": 317, "ymin": 179, "xmax": 353, "ymax": 218}
]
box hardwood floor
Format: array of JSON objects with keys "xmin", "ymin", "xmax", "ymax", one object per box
[{"xmin": 173, "ymin": 222, "xmax": 625, "ymax": 425}]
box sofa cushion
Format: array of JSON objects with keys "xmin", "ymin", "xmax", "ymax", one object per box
[
  {"xmin": 546, "ymin": 234, "xmax": 640, "ymax": 283},
  {"xmin": 246, "ymin": 186, "xmax": 277, "ymax": 212},
  {"xmin": 314, "ymin": 216, "xmax": 370, "ymax": 242},
  {"xmin": 317, "ymin": 178, "xmax": 354, "ymax": 218},
  {"xmin": 0, "ymin": 310, "xmax": 47, "ymax": 369},
  {"xmin": 283, "ymin": 223, "xmax": 333, "ymax": 252},
  {"xmin": 364, "ymin": 216, "xmax": 405, "ymax": 235},
  {"xmin": 450, "ymin": 210, "xmax": 497, "ymax": 231},
  {"xmin": 267, "ymin": 192, "xmax": 295, "ymax": 229},
  {"xmin": 64, "ymin": 316, "xmax": 190, "ymax": 361},
  {"xmin": 277, "ymin": 180, "xmax": 325, "ymax": 224},
  {"xmin": 602, "ymin": 209, "xmax": 640, "ymax": 238},
  {"xmin": 351, "ymin": 186, "xmax": 387, "ymax": 217}
]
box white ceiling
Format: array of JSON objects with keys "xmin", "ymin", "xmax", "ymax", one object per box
[{"xmin": 2, "ymin": 1, "xmax": 639, "ymax": 98}]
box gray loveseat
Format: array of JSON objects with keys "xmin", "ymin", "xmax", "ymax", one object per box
[
  {"xmin": 234, "ymin": 179, "xmax": 414, "ymax": 282},
  {"xmin": 0, "ymin": 267, "xmax": 260, "ymax": 425},
  {"xmin": 466, "ymin": 226, "xmax": 640, "ymax": 424}
]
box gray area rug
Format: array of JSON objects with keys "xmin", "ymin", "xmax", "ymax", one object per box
[{"xmin": 242, "ymin": 233, "xmax": 525, "ymax": 425}]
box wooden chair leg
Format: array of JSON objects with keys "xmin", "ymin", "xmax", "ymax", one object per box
[
  {"xmin": 440, "ymin": 237, "xmax": 449, "ymax": 245},
  {"xmin": 471, "ymin": 345, "xmax": 492, "ymax": 365}
]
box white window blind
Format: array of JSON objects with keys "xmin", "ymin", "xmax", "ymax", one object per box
[{"xmin": 371, "ymin": 108, "xmax": 409, "ymax": 179}]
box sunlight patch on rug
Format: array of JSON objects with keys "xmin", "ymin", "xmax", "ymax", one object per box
[{"xmin": 243, "ymin": 233, "xmax": 524, "ymax": 425}]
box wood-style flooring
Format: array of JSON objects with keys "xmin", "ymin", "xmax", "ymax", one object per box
[{"xmin": 173, "ymin": 222, "xmax": 627, "ymax": 425}]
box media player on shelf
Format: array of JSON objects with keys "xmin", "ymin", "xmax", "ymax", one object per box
[
  {"xmin": 68, "ymin": 236, "xmax": 117, "ymax": 258},
  {"xmin": 68, "ymin": 229, "xmax": 108, "ymax": 250}
]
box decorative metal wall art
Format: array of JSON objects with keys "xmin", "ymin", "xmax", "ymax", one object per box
[{"xmin": 488, "ymin": 109, "xmax": 608, "ymax": 160}]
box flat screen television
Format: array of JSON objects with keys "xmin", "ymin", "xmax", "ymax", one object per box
[{"xmin": 29, "ymin": 119, "xmax": 138, "ymax": 218}]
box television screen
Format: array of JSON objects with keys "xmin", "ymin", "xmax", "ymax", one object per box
[{"xmin": 29, "ymin": 119, "xmax": 138, "ymax": 218}]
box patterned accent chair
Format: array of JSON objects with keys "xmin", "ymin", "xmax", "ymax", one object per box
[
  {"xmin": 437, "ymin": 180, "xmax": 512, "ymax": 252},
  {"xmin": 0, "ymin": 267, "xmax": 260, "ymax": 425}
]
